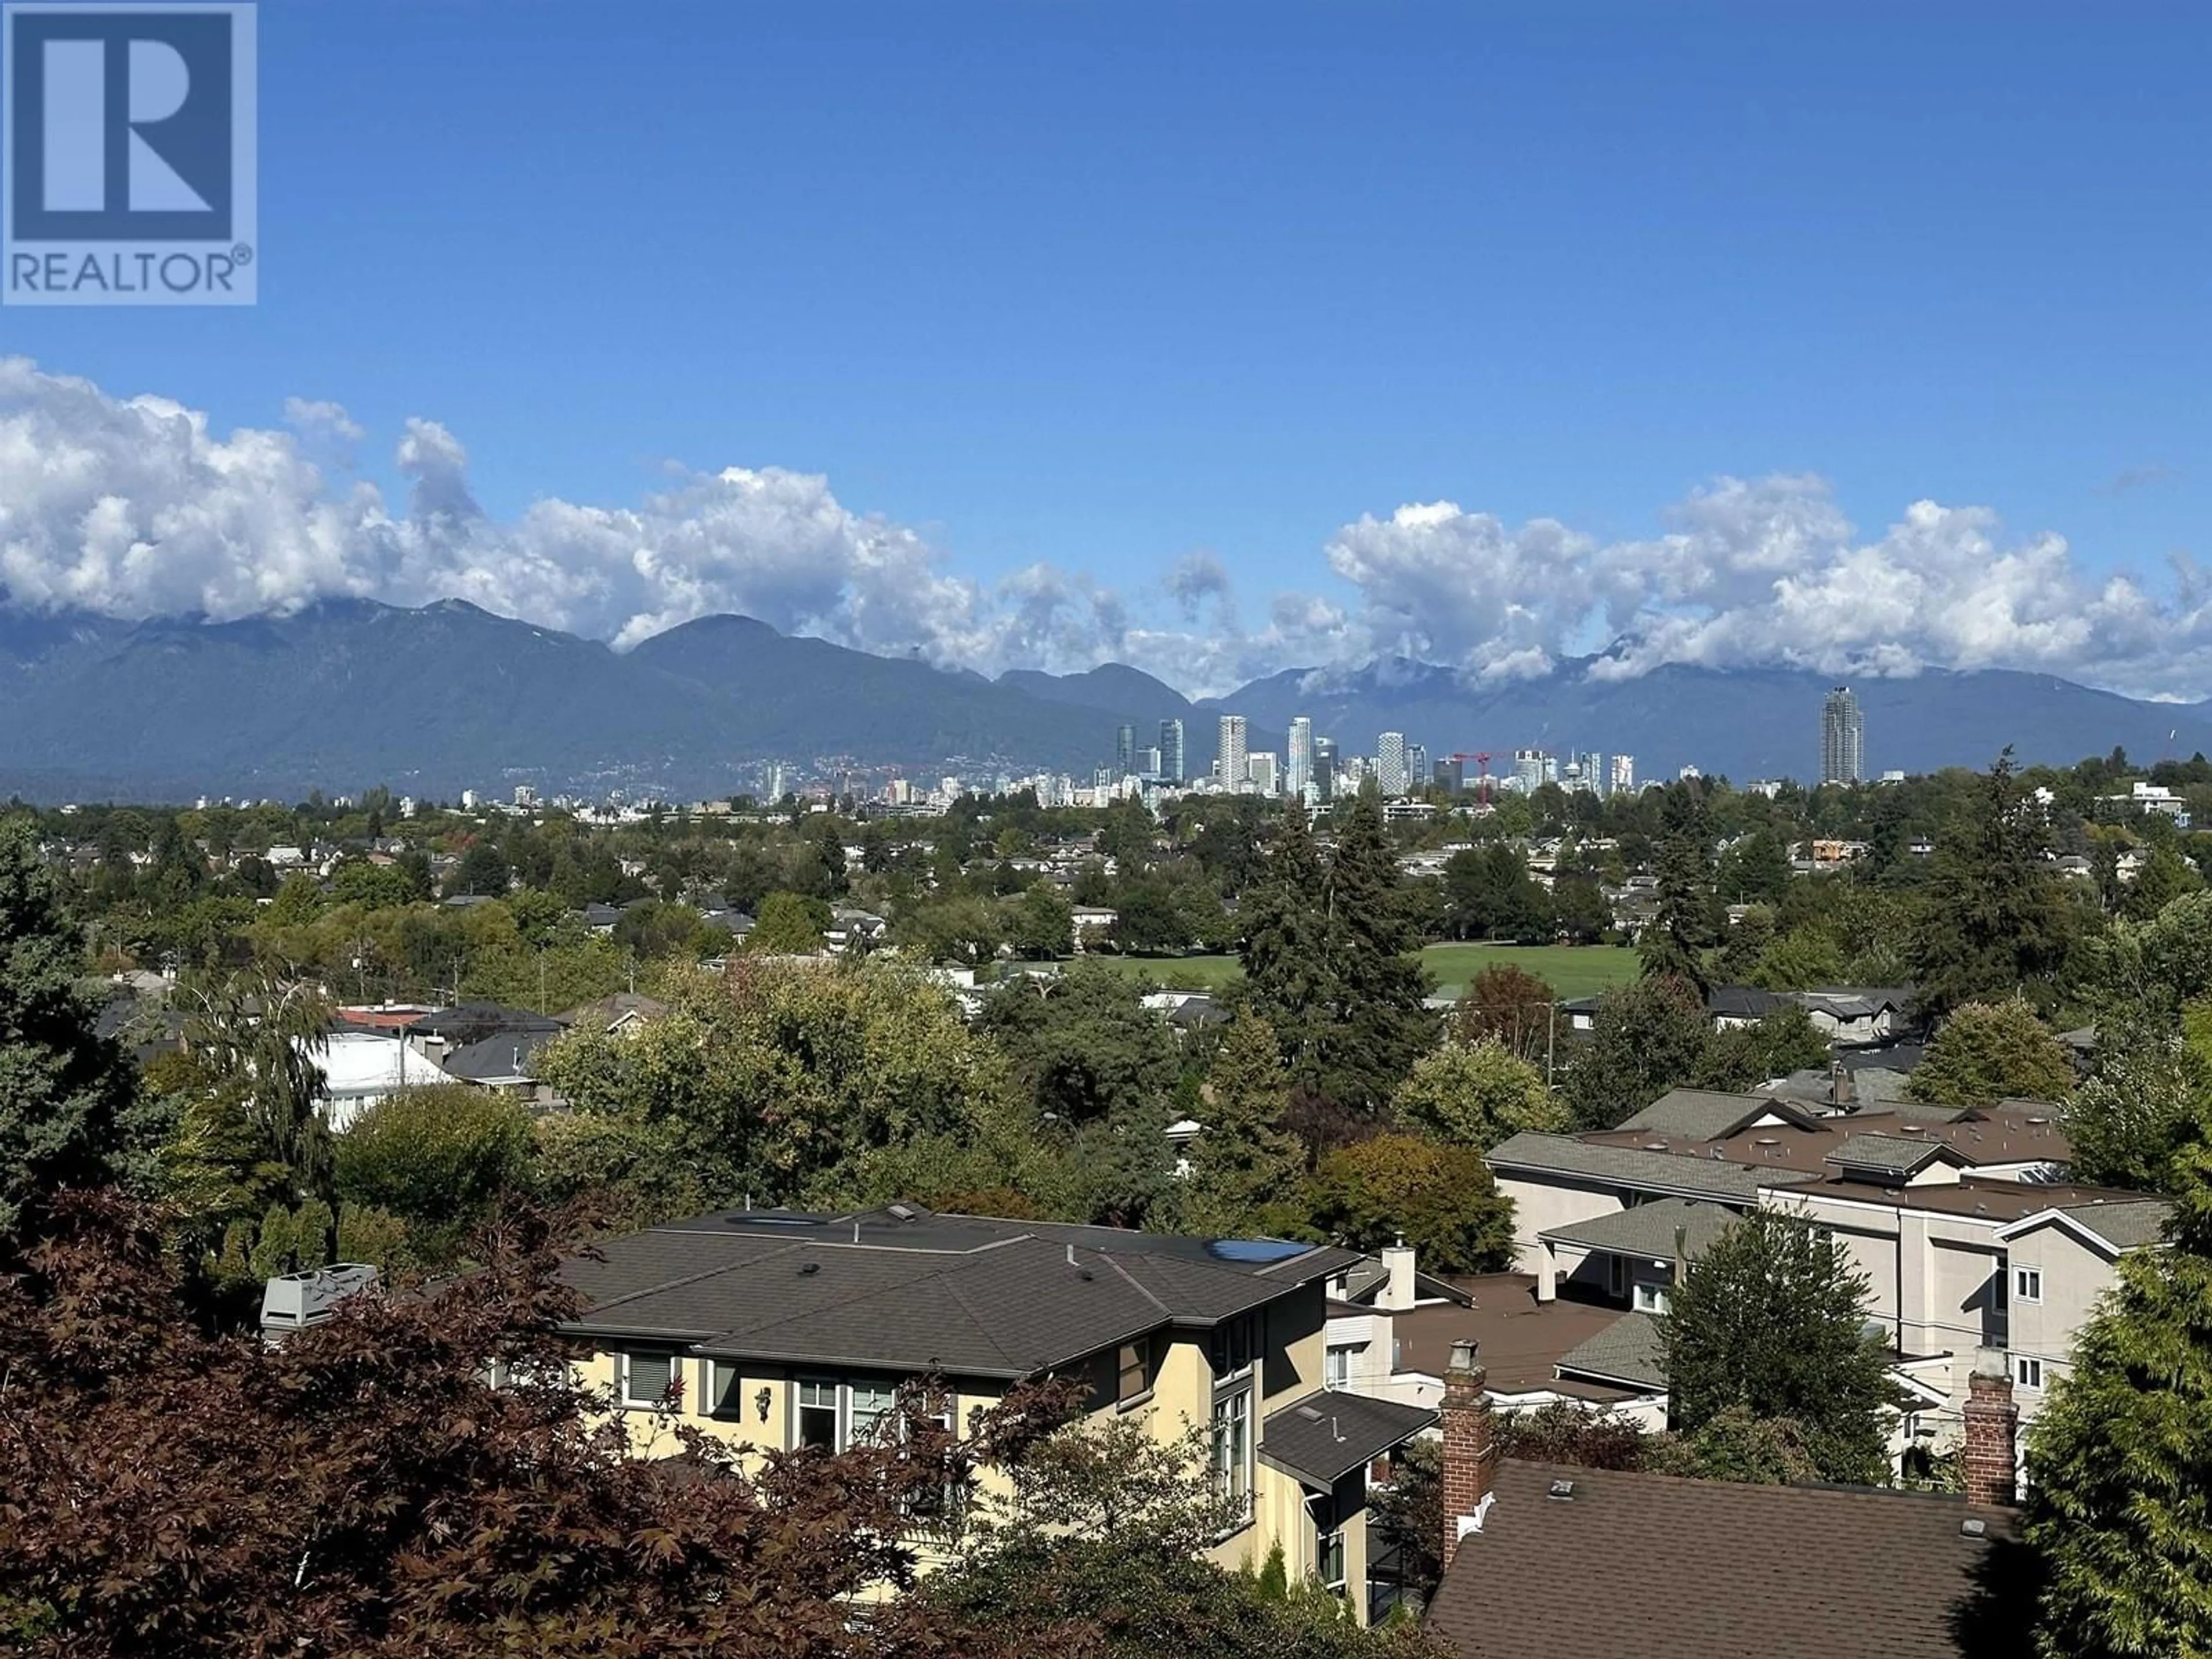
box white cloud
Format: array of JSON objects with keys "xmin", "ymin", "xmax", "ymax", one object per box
[{"xmin": 2, "ymin": 359, "xmax": 2207, "ymax": 702}]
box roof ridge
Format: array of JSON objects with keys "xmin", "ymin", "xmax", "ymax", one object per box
[{"xmin": 1095, "ymin": 1248, "xmax": 1173, "ymax": 1315}]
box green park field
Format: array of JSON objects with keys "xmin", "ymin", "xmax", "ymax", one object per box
[{"xmin": 1026, "ymin": 942, "xmax": 1640, "ymax": 1001}]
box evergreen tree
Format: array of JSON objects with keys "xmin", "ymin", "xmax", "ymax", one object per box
[
  {"xmin": 1317, "ymin": 791, "xmax": 1435, "ymax": 1111},
  {"xmin": 1911, "ymin": 749, "xmax": 2074, "ymax": 1017},
  {"xmin": 0, "ymin": 816, "xmax": 141, "ymax": 1237},
  {"xmin": 1640, "ymin": 790, "xmax": 1721, "ymax": 993},
  {"xmin": 2024, "ymin": 1135, "xmax": 2212, "ymax": 1657},
  {"xmin": 1661, "ymin": 1210, "xmax": 1897, "ymax": 1485},
  {"xmin": 1238, "ymin": 801, "xmax": 1339, "ymax": 1094},
  {"xmin": 1182, "ymin": 1012, "xmax": 1306, "ymax": 1235}
]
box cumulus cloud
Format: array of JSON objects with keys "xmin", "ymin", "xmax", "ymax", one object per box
[
  {"xmin": 2, "ymin": 358, "xmax": 2208, "ymax": 700},
  {"xmin": 1320, "ymin": 475, "xmax": 2212, "ymax": 701}
]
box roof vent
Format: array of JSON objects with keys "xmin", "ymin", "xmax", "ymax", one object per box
[
  {"xmin": 1960, "ymin": 1518, "xmax": 1988, "ymax": 1539},
  {"xmin": 887, "ymin": 1202, "xmax": 916, "ymax": 1220},
  {"xmin": 1754, "ymin": 1137, "xmax": 1780, "ymax": 1146},
  {"xmin": 2026, "ymin": 1116, "xmax": 2050, "ymax": 1126},
  {"xmin": 1547, "ymin": 1478, "xmax": 1575, "ymax": 1501},
  {"xmin": 798, "ymin": 1261, "xmax": 820, "ymax": 1275},
  {"xmin": 1297, "ymin": 1404, "xmax": 1325, "ymax": 1422},
  {"xmin": 1643, "ymin": 1141, "xmax": 1668, "ymax": 1151}
]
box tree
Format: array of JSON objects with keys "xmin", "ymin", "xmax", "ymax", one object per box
[
  {"xmin": 1907, "ymin": 997, "xmax": 2075, "ymax": 1107},
  {"xmin": 2023, "ymin": 1137, "xmax": 2212, "ymax": 1658},
  {"xmin": 1640, "ymin": 793, "xmax": 1720, "ymax": 992},
  {"xmin": 1911, "ymin": 750, "xmax": 2074, "ymax": 1017},
  {"xmin": 175, "ymin": 973, "xmax": 337, "ymax": 1210},
  {"xmin": 1450, "ymin": 963, "xmax": 1558, "ymax": 1066},
  {"xmin": 979, "ymin": 959, "xmax": 1181, "ymax": 1126},
  {"xmin": 1643, "ymin": 1404, "xmax": 1821, "ymax": 1486},
  {"xmin": 1005, "ymin": 883, "xmax": 1075, "ymax": 960},
  {"xmin": 0, "ymin": 1192, "xmax": 1094, "ymax": 1659},
  {"xmin": 1240, "ymin": 801, "xmax": 1339, "ymax": 1094},
  {"xmin": 1391, "ymin": 1040, "xmax": 1565, "ymax": 1150},
  {"xmin": 1715, "ymin": 829, "xmax": 1791, "ymax": 904},
  {"xmin": 0, "ymin": 816, "xmax": 142, "ymax": 1237},
  {"xmin": 2063, "ymin": 1014, "xmax": 2212, "ymax": 1192},
  {"xmin": 1305, "ymin": 1134, "xmax": 1513, "ymax": 1274},
  {"xmin": 1691, "ymin": 1007, "xmax": 1831, "ymax": 1093},
  {"xmin": 746, "ymin": 890, "xmax": 831, "ymax": 955},
  {"xmin": 442, "ymin": 840, "xmax": 510, "ymax": 899},
  {"xmin": 1660, "ymin": 1210, "xmax": 1897, "ymax": 1484},
  {"xmin": 1559, "ymin": 975, "xmax": 1710, "ymax": 1131},
  {"xmin": 1183, "ymin": 1013, "xmax": 1307, "ymax": 1235},
  {"xmin": 2123, "ymin": 840, "xmax": 2203, "ymax": 922},
  {"xmin": 1319, "ymin": 793, "xmax": 1436, "ymax": 1111},
  {"xmin": 334, "ymin": 1084, "xmax": 533, "ymax": 1257}
]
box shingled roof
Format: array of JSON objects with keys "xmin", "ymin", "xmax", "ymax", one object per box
[
  {"xmin": 561, "ymin": 1206, "xmax": 1359, "ymax": 1380},
  {"xmin": 1427, "ymin": 1460, "xmax": 2027, "ymax": 1659},
  {"xmin": 1259, "ymin": 1390, "xmax": 1435, "ymax": 1488},
  {"xmin": 1487, "ymin": 1132, "xmax": 1816, "ymax": 1202},
  {"xmin": 1553, "ymin": 1310, "xmax": 1668, "ymax": 1391},
  {"xmin": 1539, "ymin": 1196, "xmax": 1740, "ymax": 1264}
]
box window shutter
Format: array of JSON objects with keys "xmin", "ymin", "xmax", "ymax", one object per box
[{"xmin": 628, "ymin": 1351, "xmax": 673, "ymax": 1402}]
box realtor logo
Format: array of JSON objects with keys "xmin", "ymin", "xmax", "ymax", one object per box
[{"xmin": 3, "ymin": 2, "xmax": 256, "ymax": 304}]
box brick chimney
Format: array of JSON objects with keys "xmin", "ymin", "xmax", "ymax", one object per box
[
  {"xmin": 1440, "ymin": 1337, "xmax": 1495, "ymax": 1570},
  {"xmin": 1962, "ymin": 1347, "xmax": 2019, "ymax": 1508}
]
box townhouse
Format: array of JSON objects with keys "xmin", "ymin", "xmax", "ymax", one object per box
[
  {"xmin": 1486, "ymin": 1088, "xmax": 2167, "ymax": 1465},
  {"xmin": 555, "ymin": 1202, "xmax": 1435, "ymax": 1622}
]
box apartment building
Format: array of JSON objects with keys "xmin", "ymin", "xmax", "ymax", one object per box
[
  {"xmin": 555, "ymin": 1203, "xmax": 1434, "ymax": 1620},
  {"xmin": 1486, "ymin": 1089, "xmax": 2167, "ymax": 1465}
]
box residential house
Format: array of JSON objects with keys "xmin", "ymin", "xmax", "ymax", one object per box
[
  {"xmin": 1486, "ymin": 1090, "xmax": 2164, "ymax": 1467},
  {"xmin": 402, "ymin": 1003, "xmax": 569, "ymax": 1107},
  {"xmin": 1321, "ymin": 1243, "xmax": 1476, "ymax": 1407},
  {"xmin": 1423, "ymin": 1340, "xmax": 2030, "ymax": 1657},
  {"xmin": 557, "ymin": 991, "xmax": 670, "ymax": 1037},
  {"xmin": 555, "ymin": 1203, "xmax": 1434, "ymax": 1622},
  {"xmin": 317, "ymin": 1027, "xmax": 454, "ymax": 1131}
]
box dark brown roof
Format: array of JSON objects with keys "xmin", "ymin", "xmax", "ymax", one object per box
[
  {"xmin": 1427, "ymin": 1460, "xmax": 2024, "ymax": 1659},
  {"xmin": 1392, "ymin": 1275, "xmax": 1637, "ymax": 1397}
]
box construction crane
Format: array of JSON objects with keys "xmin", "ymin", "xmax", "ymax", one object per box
[{"xmin": 1449, "ymin": 751, "xmax": 1495, "ymax": 805}]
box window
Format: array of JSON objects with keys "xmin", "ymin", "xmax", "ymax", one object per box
[
  {"xmin": 848, "ymin": 1381, "xmax": 899, "ymax": 1447},
  {"xmin": 1632, "ymin": 1281, "xmax": 1671, "ymax": 1316},
  {"xmin": 796, "ymin": 1378, "xmax": 840, "ymax": 1449},
  {"xmin": 1118, "ymin": 1334, "xmax": 1158, "ymax": 1406},
  {"xmin": 2014, "ymin": 1355, "xmax": 2044, "ymax": 1389},
  {"xmin": 1325, "ymin": 1343, "xmax": 1357, "ymax": 1389},
  {"xmin": 1209, "ymin": 1313, "xmax": 1259, "ymax": 1381},
  {"xmin": 1212, "ymin": 1385, "xmax": 1253, "ymax": 1521},
  {"xmin": 1317, "ymin": 1525, "xmax": 1347, "ymax": 1592},
  {"xmin": 2014, "ymin": 1267, "xmax": 2043, "ymax": 1304},
  {"xmin": 620, "ymin": 1350, "xmax": 676, "ymax": 1408},
  {"xmin": 706, "ymin": 1359, "xmax": 745, "ymax": 1416},
  {"xmin": 1607, "ymin": 1255, "xmax": 1630, "ymax": 1301}
]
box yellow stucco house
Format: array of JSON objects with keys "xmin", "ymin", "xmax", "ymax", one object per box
[{"xmin": 556, "ymin": 1203, "xmax": 1435, "ymax": 1622}]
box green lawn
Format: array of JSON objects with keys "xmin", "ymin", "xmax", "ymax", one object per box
[{"xmin": 1010, "ymin": 943, "xmax": 1639, "ymax": 999}]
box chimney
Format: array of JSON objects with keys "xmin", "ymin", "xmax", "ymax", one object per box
[
  {"xmin": 1440, "ymin": 1338, "xmax": 1495, "ymax": 1571},
  {"xmin": 1378, "ymin": 1237, "xmax": 1418, "ymax": 1312},
  {"xmin": 1962, "ymin": 1347, "xmax": 2019, "ymax": 1508},
  {"xmin": 1830, "ymin": 1060, "xmax": 1853, "ymax": 1110}
]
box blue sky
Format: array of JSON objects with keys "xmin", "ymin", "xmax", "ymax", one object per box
[{"xmin": 3, "ymin": 1, "xmax": 2206, "ymax": 694}]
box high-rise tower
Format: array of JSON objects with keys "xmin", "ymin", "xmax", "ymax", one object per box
[{"xmin": 1821, "ymin": 687, "xmax": 1865, "ymax": 785}]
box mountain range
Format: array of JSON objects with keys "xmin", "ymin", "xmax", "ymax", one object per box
[{"xmin": 0, "ymin": 597, "xmax": 2206, "ymax": 801}]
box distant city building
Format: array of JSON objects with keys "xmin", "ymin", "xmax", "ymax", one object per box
[
  {"xmin": 1376, "ymin": 732, "xmax": 1408, "ymax": 797},
  {"xmin": 1679, "ymin": 763, "xmax": 1702, "ymax": 781},
  {"xmin": 1609, "ymin": 753, "xmax": 1635, "ymax": 796},
  {"xmin": 1115, "ymin": 723, "xmax": 1137, "ymax": 779},
  {"xmin": 1821, "ymin": 685, "xmax": 1865, "ymax": 785},
  {"xmin": 1434, "ymin": 756, "xmax": 1464, "ymax": 793},
  {"xmin": 460, "ymin": 789, "xmax": 479, "ymax": 810},
  {"xmin": 1405, "ymin": 743, "xmax": 1428, "ymax": 791},
  {"xmin": 1511, "ymin": 748, "xmax": 1550, "ymax": 795},
  {"xmin": 514, "ymin": 784, "xmax": 537, "ymax": 808},
  {"xmin": 1246, "ymin": 753, "xmax": 1279, "ymax": 794},
  {"xmin": 1217, "ymin": 715, "xmax": 1249, "ymax": 791},
  {"xmin": 1137, "ymin": 746, "xmax": 1162, "ymax": 778},
  {"xmin": 1287, "ymin": 716, "xmax": 1314, "ymax": 798},
  {"xmin": 1567, "ymin": 750, "xmax": 1604, "ymax": 797},
  {"xmin": 1158, "ymin": 718, "xmax": 1185, "ymax": 784},
  {"xmin": 1312, "ymin": 736, "xmax": 1338, "ymax": 801}
]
